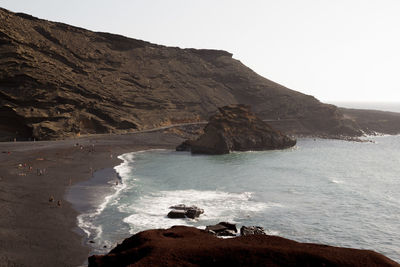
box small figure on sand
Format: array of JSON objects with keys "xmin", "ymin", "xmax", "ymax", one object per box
[
  {"xmin": 49, "ymin": 196, "xmax": 54, "ymax": 202},
  {"xmin": 57, "ymin": 200, "xmax": 62, "ymax": 207},
  {"xmin": 116, "ymin": 180, "xmax": 119, "ymax": 186}
]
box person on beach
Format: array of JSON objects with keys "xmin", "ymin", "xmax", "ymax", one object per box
[{"xmin": 57, "ymin": 200, "xmax": 62, "ymax": 207}]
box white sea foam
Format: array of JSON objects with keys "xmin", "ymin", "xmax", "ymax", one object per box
[
  {"xmin": 121, "ymin": 189, "xmax": 279, "ymax": 234},
  {"xmin": 77, "ymin": 150, "xmax": 165, "ymax": 241},
  {"xmin": 330, "ymin": 179, "xmax": 345, "ymax": 184},
  {"xmin": 77, "ymin": 180, "xmax": 127, "ymax": 240},
  {"xmin": 76, "ymin": 152, "xmax": 137, "ymax": 241}
]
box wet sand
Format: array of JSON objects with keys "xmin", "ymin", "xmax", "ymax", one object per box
[{"xmin": 0, "ymin": 131, "xmax": 182, "ymax": 267}]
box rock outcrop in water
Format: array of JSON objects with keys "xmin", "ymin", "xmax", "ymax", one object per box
[
  {"xmin": 205, "ymin": 222, "xmax": 238, "ymax": 236},
  {"xmin": 167, "ymin": 204, "xmax": 204, "ymax": 219},
  {"xmin": 88, "ymin": 226, "xmax": 399, "ymax": 267},
  {"xmin": 0, "ymin": 7, "xmax": 367, "ymax": 141},
  {"xmin": 177, "ymin": 105, "xmax": 296, "ymax": 154}
]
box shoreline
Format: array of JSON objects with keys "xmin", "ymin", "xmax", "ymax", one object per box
[
  {"xmin": 1, "ymin": 133, "xmax": 399, "ymax": 266},
  {"xmin": 0, "ymin": 131, "xmax": 183, "ymax": 267}
]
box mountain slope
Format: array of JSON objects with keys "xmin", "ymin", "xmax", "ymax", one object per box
[{"xmin": 0, "ymin": 8, "xmax": 361, "ymax": 140}]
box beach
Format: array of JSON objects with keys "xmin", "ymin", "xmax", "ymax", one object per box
[{"xmin": 0, "ymin": 131, "xmax": 182, "ymax": 267}]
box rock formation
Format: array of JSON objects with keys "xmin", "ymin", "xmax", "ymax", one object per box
[
  {"xmin": 205, "ymin": 222, "xmax": 238, "ymax": 237},
  {"xmin": 177, "ymin": 105, "xmax": 296, "ymax": 154},
  {"xmin": 167, "ymin": 204, "xmax": 204, "ymax": 219},
  {"xmin": 88, "ymin": 226, "xmax": 399, "ymax": 267},
  {"xmin": 240, "ymin": 226, "xmax": 266, "ymax": 236},
  {"xmin": 0, "ymin": 8, "xmax": 366, "ymax": 141}
]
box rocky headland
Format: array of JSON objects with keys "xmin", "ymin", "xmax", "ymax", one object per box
[
  {"xmin": 2, "ymin": 7, "xmax": 394, "ymax": 142},
  {"xmin": 176, "ymin": 104, "xmax": 296, "ymax": 154},
  {"xmin": 88, "ymin": 226, "xmax": 399, "ymax": 267}
]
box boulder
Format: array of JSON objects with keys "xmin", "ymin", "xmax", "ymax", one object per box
[
  {"xmin": 240, "ymin": 226, "xmax": 266, "ymax": 236},
  {"xmin": 185, "ymin": 208, "xmax": 202, "ymax": 219},
  {"xmin": 167, "ymin": 210, "xmax": 186, "ymax": 219},
  {"xmin": 176, "ymin": 105, "xmax": 297, "ymax": 155},
  {"xmin": 206, "ymin": 222, "xmax": 238, "ymax": 237},
  {"xmin": 167, "ymin": 204, "xmax": 204, "ymax": 219}
]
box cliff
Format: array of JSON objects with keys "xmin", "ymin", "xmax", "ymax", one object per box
[
  {"xmin": 0, "ymin": 7, "xmax": 371, "ymax": 141},
  {"xmin": 340, "ymin": 108, "xmax": 400, "ymax": 135},
  {"xmin": 88, "ymin": 226, "xmax": 399, "ymax": 267},
  {"xmin": 177, "ymin": 105, "xmax": 296, "ymax": 154}
]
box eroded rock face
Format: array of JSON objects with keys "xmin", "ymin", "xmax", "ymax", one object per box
[
  {"xmin": 88, "ymin": 226, "xmax": 399, "ymax": 267},
  {"xmin": 178, "ymin": 105, "xmax": 297, "ymax": 154}
]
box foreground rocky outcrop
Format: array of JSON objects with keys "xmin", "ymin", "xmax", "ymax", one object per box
[
  {"xmin": 205, "ymin": 222, "xmax": 238, "ymax": 236},
  {"xmin": 0, "ymin": 8, "xmax": 366, "ymax": 141},
  {"xmin": 177, "ymin": 105, "xmax": 296, "ymax": 154},
  {"xmin": 88, "ymin": 226, "xmax": 398, "ymax": 267}
]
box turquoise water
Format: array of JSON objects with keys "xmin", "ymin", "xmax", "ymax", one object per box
[{"xmin": 75, "ymin": 136, "xmax": 400, "ymax": 262}]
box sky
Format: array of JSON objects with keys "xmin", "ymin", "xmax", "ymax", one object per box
[{"xmin": 2, "ymin": 0, "xmax": 400, "ymax": 103}]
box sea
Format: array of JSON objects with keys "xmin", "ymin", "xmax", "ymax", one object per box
[{"xmin": 66, "ymin": 103, "xmax": 400, "ymax": 263}]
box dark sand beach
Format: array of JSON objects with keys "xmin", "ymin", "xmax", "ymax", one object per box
[{"xmin": 0, "ymin": 131, "xmax": 182, "ymax": 267}]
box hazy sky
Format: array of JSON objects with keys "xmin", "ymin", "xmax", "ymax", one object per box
[{"xmin": 2, "ymin": 0, "xmax": 400, "ymax": 102}]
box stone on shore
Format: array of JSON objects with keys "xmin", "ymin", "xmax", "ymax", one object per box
[
  {"xmin": 167, "ymin": 204, "xmax": 204, "ymax": 219},
  {"xmin": 88, "ymin": 226, "xmax": 399, "ymax": 267},
  {"xmin": 240, "ymin": 226, "xmax": 266, "ymax": 236},
  {"xmin": 206, "ymin": 222, "xmax": 238, "ymax": 237}
]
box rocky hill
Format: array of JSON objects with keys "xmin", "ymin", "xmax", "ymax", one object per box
[{"xmin": 0, "ymin": 7, "xmax": 386, "ymax": 141}]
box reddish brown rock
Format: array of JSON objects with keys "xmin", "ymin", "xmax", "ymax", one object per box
[
  {"xmin": 178, "ymin": 105, "xmax": 297, "ymax": 154},
  {"xmin": 88, "ymin": 226, "xmax": 399, "ymax": 267}
]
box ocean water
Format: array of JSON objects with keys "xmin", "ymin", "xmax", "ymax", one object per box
[
  {"xmin": 70, "ymin": 136, "xmax": 400, "ymax": 262},
  {"xmin": 332, "ymin": 101, "xmax": 400, "ymax": 113}
]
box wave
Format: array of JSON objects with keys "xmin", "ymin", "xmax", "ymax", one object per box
[
  {"xmin": 76, "ymin": 149, "xmax": 167, "ymax": 241},
  {"xmin": 329, "ymin": 179, "xmax": 345, "ymax": 184},
  {"xmin": 77, "ymin": 180, "xmax": 127, "ymax": 241},
  {"xmin": 120, "ymin": 189, "xmax": 281, "ymax": 234}
]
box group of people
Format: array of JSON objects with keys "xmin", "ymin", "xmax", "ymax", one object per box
[
  {"xmin": 49, "ymin": 196, "xmax": 62, "ymax": 207},
  {"xmin": 16, "ymin": 160, "xmax": 60, "ymax": 207}
]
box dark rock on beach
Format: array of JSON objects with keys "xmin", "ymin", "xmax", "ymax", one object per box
[
  {"xmin": 178, "ymin": 104, "xmax": 297, "ymax": 154},
  {"xmin": 167, "ymin": 210, "xmax": 186, "ymax": 219},
  {"xmin": 88, "ymin": 226, "xmax": 399, "ymax": 267},
  {"xmin": 0, "ymin": 8, "xmax": 379, "ymax": 142}
]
